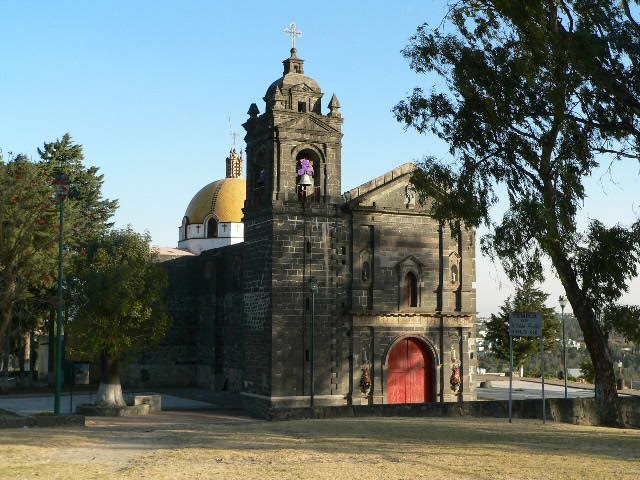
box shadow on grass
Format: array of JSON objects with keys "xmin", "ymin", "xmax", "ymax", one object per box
[{"xmin": 0, "ymin": 416, "xmax": 638, "ymax": 465}]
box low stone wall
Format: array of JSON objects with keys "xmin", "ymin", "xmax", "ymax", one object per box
[
  {"xmin": 267, "ymin": 397, "xmax": 640, "ymax": 428},
  {"xmin": 76, "ymin": 404, "xmax": 150, "ymax": 417},
  {"xmin": 0, "ymin": 414, "xmax": 85, "ymax": 429}
]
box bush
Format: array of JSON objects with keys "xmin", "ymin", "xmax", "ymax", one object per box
[{"xmin": 580, "ymin": 357, "xmax": 595, "ymax": 383}]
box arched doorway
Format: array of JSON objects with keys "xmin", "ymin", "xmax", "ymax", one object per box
[{"xmin": 387, "ymin": 338, "xmax": 433, "ymax": 404}]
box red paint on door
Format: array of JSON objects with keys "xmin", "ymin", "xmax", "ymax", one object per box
[{"xmin": 387, "ymin": 338, "xmax": 432, "ymax": 404}]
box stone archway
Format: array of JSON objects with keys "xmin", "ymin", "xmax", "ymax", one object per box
[{"xmin": 387, "ymin": 337, "xmax": 433, "ymax": 404}]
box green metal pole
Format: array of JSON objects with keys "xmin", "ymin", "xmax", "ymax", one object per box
[
  {"xmin": 310, "ymin": 288, "xmax": 315, "ymax": 408},
  {"xmin": 562, "ymin": 307, "xmax": 567, "ymax": 399},
  {"xmin": 54, "ymin": 197, "xmax": 64, "ymax": 415}
]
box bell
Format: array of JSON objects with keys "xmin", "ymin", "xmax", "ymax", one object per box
[{"xmin": 298, "ymin": 174, "xmax": 312, "ymax": 187}]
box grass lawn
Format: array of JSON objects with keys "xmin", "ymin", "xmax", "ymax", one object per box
[{"xmin": 0, "ymin": 416, "xmax": 638, "ymax": 479}]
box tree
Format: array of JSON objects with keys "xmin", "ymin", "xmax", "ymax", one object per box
[
  {"xmin": 395, "ymin": 1, "xmax": 640, "ymax": 425},
  {"xmin": 38, "ymin": 133, "xmax": 118, "ymax": 382},
  {"xmin": 0, "ymin": 154, "xmax": 57, "ymax": 359},
  {"xmin": 68, "ymin": 227, "xmax": 170, "ymax": 407},
  {"xmin": 0, "ymin": 135, "xmax": 117, "ymax": 383},
  {"xmin": 38, "ymin": 133, "xmax": 118, "ymax": 248},
  {"xmin": 485, "ymin": 282, "xmax": 560, "ymax": 376},
  {"xmin": 603, "ymin": 305, "xmax": 640, "ymax": 345}
]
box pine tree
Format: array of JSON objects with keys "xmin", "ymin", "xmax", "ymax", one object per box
[{"xmin": 485, "ymin": 282, "xmax": 560, "ymax": 376}]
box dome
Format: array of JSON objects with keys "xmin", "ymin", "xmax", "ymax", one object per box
[
  {"xmin": 265, "ymin": 73, "xmax": 321, "ymax": 99},
  {"xmin": 184, "ymin": 177, "xmax": 246, "ymax": 224},
  {"xmin": 263, "ymin": 48, "xmax": 323, "ymax": 111}
]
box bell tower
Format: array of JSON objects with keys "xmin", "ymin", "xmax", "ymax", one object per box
[
  {"xmin": 240, "ymin": 33, "xmax": 349, "ymax": 412},
  {"xmin": 243, "ymin": 45, "xmax": 343, "ymax": 211}
]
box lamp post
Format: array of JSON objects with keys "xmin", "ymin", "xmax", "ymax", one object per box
[
  {"xmin": 309, "ymin": 278, "xmax": 318, "ymax": 408},
  {"xmin": 617, "ymin": 361, "xmax": 624, "ymax": 390},
  {"xmin": 558, "ymin": 295, "xmax": 568, "ymax": 399},
  {"xmin": 53, "ymin": 174, "xmax": 69, "ymax": 415}
]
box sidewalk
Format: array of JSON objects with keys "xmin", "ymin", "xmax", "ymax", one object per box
[{"xmin": 0, "ymin": 388, "xmax": 230, "ymax": 415}]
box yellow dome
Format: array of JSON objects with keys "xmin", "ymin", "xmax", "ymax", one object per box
[{"xmin": 184, "ymin": 177, "xmax": 246, "ymax": 224}]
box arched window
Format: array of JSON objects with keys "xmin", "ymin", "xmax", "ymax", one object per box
[
  {"xmin": 404, "ymin": 272, "xmax": 417, "ymax": 307},
  {"xmin": 206, "ymin": 218, "xmax": 218, "ymax": 238}
]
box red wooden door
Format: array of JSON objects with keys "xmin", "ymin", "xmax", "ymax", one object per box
[{"xmin": 387, "ymin": 338, "xmax": 432, "ymax": 404}]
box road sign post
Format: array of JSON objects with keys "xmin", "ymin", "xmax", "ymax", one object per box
[
  {"xmin": 508, "ymin": 312, "xmax": 544, "ymax": 424},
  {"xmin": 541, "ymin": 334, "xmax": 546, "ymax": 424},
  {"xmin": 509, "ymin": 334, "xmax": 513, "ymax": 423}
]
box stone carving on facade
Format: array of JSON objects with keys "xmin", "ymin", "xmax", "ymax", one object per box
[
  {"xmin": 359, "ymin": 248, "xmax": 372, "ymax": 284},
  {"xmin": 449, "ymin": 252, "xmax": 461, "ymax": 287},
  {"xmin": 405, "ymin": 184, "xmax": 416, "ymax": 207}
]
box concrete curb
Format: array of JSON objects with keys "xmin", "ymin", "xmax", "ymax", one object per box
[{"xmin": 76, "ymin": 404, "xmax": 151, "ymax": 416}]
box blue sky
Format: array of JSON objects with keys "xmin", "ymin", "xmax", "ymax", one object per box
[{"xmin": 1, "ymin": 0, "xmax": 638, "ymax": 315}]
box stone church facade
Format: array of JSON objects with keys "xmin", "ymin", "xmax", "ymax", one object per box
[{"xmin": 125, "ymin": 46, "xmax": 477, "ymax": 414}]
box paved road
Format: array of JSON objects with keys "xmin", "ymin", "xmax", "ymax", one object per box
[
  {"xmin": 0, "ymin": 391, "xmax": 214, "ymax": 415},
  {"xmin": 476, "ymin": 380, "xmax": 594, "ymax": 401}
]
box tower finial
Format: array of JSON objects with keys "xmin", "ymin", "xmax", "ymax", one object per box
[
  {"xmin": 228, "ymin": 117, "xmax": 237, "ymax": 150},
  {"xmin": 284, "ymin": 22, "xmax": 302, "ymax": 50}
]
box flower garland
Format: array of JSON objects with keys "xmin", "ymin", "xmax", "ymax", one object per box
[
  {"xmin": 359, "ymin": 366, "xmax": 371, "ymax": 394},
  {"xmin": 297, "ymin": 158, "xmax": 314, "ymax": 177},
  {"xmin": 450, "ymin": 366, "xmax": 461, "ymax": 392}
]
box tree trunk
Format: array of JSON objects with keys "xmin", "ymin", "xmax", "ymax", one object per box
[
  {"xmin": 95, "ymin": 351, "xmax": 126, "ymax": 407},
  {"xmin": 570, "ymin": 297, "xmax": 621, "ymax": 426},
  {"xmin": 0, "ymin": 304, "xmax": 11, "ymax": 360},
  {"xmin": 550, "ymin": 253, "xmax": 623, "ymax": 426},
  {"xmin": 29, "ymin": 329, "xmax": 37, "ymax": 373},
  {"xmin": 0, "ymin": 334, "xmax": 9, "ymax": 393}
]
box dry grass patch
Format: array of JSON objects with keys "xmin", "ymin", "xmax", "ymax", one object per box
[{"xmin": 0, "ymin": 416, "xmax": 638, "ymax": 479}]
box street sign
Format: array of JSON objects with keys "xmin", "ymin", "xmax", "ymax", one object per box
[
  {"xmin": 508, "ymin": 311, "xmax": 546, "ymax": 425},
  {"xmin": 509, "ymin": 312, "xmax": 542, "ymax": 337}
]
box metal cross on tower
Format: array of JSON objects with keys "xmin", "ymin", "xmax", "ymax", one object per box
[
  {"xmin": 228, "ymin": 117, "xmax": 237, "ymax": 149},
  {"xmin": 284, "ymin": 22, "xmax": 302, "ymax": 49}
]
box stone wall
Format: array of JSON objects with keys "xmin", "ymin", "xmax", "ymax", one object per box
[
  {"xmin": 122, "ymin": 244, "xmax": 244, "ymax": 390},
  {"xmin": 241, "ymin": 210, "xmax": 274, "ymax": 398},
  {"xmin": 268, "ymin": 202, "xmax": 350, "ymax": 407},
  {"xmin": 266, "ymin": 397, "xmax": 640, "ymax": 428}
]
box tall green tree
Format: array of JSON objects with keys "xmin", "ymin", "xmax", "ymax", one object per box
[
  {"xmin": 0, "ymin": 154, "xmax": 57, "ymax": 357},
  {"xmin": 395, "ymin": 1, "xmax": 640, "ymax": 425},
  {"xmin": 38, "ymin": 133, "xmax": 118, "ymax": 250},
  {"xmin": 485, "ymin": 282, "xmax": 560, "ymax": 376},
  {"xmin": 68, "ymin": 227, "xmax": 170, "ymax": 407},
  {"xmin": 0, "ymin": 134, "xmax": 117, "ymax": 380},
  {"xmin": 38, "ymin": 133, "xmax": 118, "ymax": 381}
]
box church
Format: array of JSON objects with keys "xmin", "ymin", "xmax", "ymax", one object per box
[{"xmin": 127, "ymin": 38, "xmax": 478, "ymax": 414}]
